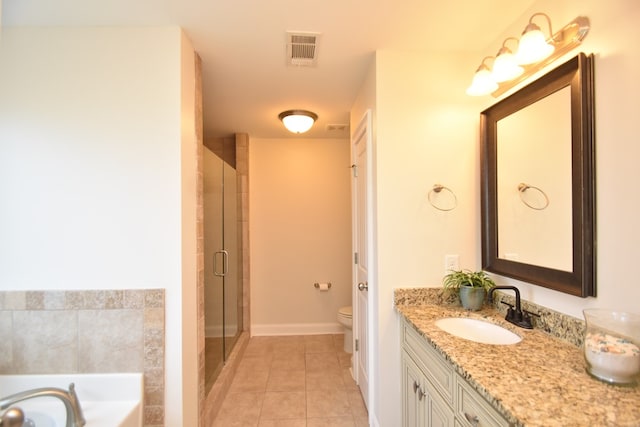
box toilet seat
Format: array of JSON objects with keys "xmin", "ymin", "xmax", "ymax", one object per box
[{"xmin": 338, "ymin": 306, "xmax": 352, "ymax": 319}]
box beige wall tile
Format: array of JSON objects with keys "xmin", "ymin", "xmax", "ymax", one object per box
[
  {"xmin": 3, "ymin": 292, "xmax": 26, "ymax": 310},
  {"xmin": 13, "ymin": 310, "xmax": 78, "ymax": 373},
  {"xmin": 78, "ymin": 309, "xmax": 144, "ymax": 372},
  {"xmin": 0, "ymin": 312, "xmax": 13, "ymax": 372}
]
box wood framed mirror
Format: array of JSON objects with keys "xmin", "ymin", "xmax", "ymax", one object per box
[{"xmin": 480, "ymin": 53, "xmax": 596, "ymax": 297}]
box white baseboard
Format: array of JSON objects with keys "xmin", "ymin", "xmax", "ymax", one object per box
[{"xmin": 251, "ymin": 322, "xmax": 344, "ymax": 337}]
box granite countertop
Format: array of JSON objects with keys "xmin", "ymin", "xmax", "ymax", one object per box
[{"xmin": 395, "ymin": 290, "xmax": 640, "ymax": 427}]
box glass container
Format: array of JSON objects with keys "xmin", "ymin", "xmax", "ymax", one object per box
[{"xmin": 583, "ymin": 309, "xmax": 640, "ymax": 385}]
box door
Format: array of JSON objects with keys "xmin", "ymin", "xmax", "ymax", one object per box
[
  {"xmin": 203, "ymin": 148, "xmax": 225, "ymax": 384},
  {"xmin": 352, "ymin": 110, "xmax": 372, "ymax": 409}
]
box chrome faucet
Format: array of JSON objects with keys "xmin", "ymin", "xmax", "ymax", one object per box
[
  {"xmin": 488, "ymin": 285, "xmax": 537, "ymax": 329},
  {"xmin": 0, "ymin": 383, "xmax": 85, "ymax": 427}
]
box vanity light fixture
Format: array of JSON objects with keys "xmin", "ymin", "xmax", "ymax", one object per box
[
  {"xmin": 466, "ymin": 56, "xmax": 499, "ymax": 96},
  {"xmin": 278, "ymin": 110, "xmax": 318, "ymax": 134},
  {"xmin": 491, "ymin": 38, "xmax": 524, "ymax": 82},
  {"xmin": 467, "ymin": 14, "xmax": 590, "ymax": 97},
  {"xmin": 515, "ymin": 13, "xmax": 555, "ymax": 65}
]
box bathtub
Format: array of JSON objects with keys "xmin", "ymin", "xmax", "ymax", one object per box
[{"xmin": 0, "ymin": 373, "xmax": 143, "ymax": 427}]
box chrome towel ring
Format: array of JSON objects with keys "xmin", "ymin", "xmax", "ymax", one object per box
[
  {"xmin": 428, "ymin": 184, "xmax": 457, "ymax": 211},
  {"xmin": 518, "ymin": 183, "xmax": 549, "ymax": 210}
]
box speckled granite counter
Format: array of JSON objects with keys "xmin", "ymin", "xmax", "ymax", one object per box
[{"xmin": 395, "ymin": 288, "xmax": 640, "ymax": 427}]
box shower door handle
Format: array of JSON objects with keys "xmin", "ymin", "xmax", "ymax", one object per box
[{"xmin": 214, "ymin": 250, "xmax": 229, "ymax": 277}]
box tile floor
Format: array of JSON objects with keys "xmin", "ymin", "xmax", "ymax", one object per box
[{"xmin": 213, "ymin": 334, "xmax": 369, "ymax": 427}]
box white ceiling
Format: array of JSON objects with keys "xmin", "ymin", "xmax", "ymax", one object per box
[{"xmin": 2, "ymin": 0, "xmax": 534, "ymax": 139}]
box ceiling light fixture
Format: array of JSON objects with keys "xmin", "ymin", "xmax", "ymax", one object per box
[
  {"xmin": 278, "ymin": 110, "xmax": 318, "ymax": 134},
  {"xmin": 467, "ymin": 14, "xmax": 590, "ymax": 97}
]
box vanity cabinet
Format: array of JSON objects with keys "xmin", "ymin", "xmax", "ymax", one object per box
[
  {"xmin": 402, "ymin": 349, "xmax": 455, "ymax": 427},
  {"xmin": 402, "ymin": 319, "xmax": 511, "ymax": 427}
]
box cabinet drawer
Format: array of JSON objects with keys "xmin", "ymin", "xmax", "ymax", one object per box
[
  {"xmin": 403, "ymin": 320, "xmax": 454, "ymax": 405},
  {"xmin": 455, "ymin": 375, "xmax": 510, "ymax": 427}
]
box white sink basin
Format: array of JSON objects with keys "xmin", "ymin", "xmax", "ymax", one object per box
[{"xmin": 435, "ymin": 317, "xmax": 522, "ymax": 345}]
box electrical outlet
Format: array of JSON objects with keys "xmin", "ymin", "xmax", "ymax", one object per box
[{"xmin": 445, "ymin": 254, "xmax": 459, "ymax": 273}]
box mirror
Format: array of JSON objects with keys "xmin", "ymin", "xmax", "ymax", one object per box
[{"xmin": 481, "ymin": 53, "xmax": 595, "ymax": 297}]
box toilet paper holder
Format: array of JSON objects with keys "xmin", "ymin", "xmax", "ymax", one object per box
[{"xmin": 314, "ymin": 282, "xmax": 332, "ymax": 289}]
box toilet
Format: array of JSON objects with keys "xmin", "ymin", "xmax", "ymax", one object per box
[{"xmin": 337, "ymin": 306, "xmax": 353, "ymax": 353}]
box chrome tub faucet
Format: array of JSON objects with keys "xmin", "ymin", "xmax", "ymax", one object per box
[{"xmin": 0, "ymin": 383, "xmax": 85, "ymax": 427}]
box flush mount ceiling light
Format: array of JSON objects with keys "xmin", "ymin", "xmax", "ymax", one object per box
[
  {"xmin": 467, "ymin": 14, "xmax": 590, "ymax": 97},
  {"xmin": 278, "ymin": 110, "xmax": 318, "ymax": 134}
]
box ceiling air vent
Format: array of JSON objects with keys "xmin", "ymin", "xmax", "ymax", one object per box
[{"xmin": 286, "ymin": 31, "xmax": 321, "ymax": 67}]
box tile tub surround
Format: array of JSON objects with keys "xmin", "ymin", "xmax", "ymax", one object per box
[
  {"xmin": 395, "ymin": 290, "xmax": 640, "ymax": 426},
  {"xmin": 0, "ymin": 289, "xmax": 165, "ymax": 427}
]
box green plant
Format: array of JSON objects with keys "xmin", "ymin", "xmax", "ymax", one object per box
[{"xmin": 442, "ymin": 269, "xmax": 496, "ymax": 294}]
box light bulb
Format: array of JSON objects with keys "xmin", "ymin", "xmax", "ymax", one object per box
[
  {"xmin": 466, "ymin": 68, "xmax": 498, "ymax": 96},
  {"xmin": 516, "ymin": 26, "xmax": 555, "ymax": 65},
  {"xmin": 491, "ymin": 47, "xmax": 523, "ymax": 83}
]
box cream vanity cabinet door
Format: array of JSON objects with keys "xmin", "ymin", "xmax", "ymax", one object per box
[
  {"xmin": 402, "ymin": 319, "xmax": 511, "ymax": 427},
  {"xmin": 402, "ymin": 320, "xmax": 456, "ymax": 427},
  {"xmin": 402, "ymin": 351, "xmax": 426, "ymax": 426},
  {"xmin": 402, "ymin": 350, "xmax": 455, "ymax": 427}
]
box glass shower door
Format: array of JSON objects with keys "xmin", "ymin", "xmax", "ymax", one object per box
[
  {"xmin": 222, "ymin": 160, "xmax": 241, "ymax": 359},
  {"xmin": 204, "ymin": 148, "xmax": 224, "ymax": 388},
  {"xmin": 204, "ymin": 145, "xmax": 242, "ymax": 390}
]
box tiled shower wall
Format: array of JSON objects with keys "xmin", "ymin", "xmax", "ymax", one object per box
[{"xmin": 0, "ymin": 289, "xmax": 165, "ymax": 427}]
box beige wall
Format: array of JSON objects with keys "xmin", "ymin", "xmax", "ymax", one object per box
[
  {"xmin": 358, "ymin": 49, "xmax": 481, "ymax": 427},
  {"xmin": 249, "ymin": 137, "xmax": 352, "ymax": 335},
  {"xmin": 356, "ymin": 1, "xmax": 640, "ymax": 426},
  {"xmin": 0, "ymin": 26, "xmax": 198, "ymax": 426}
]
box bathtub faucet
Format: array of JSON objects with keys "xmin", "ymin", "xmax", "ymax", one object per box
[{"xmin": 0, "ymin": 383, "xmax": 85, "ymax": 427}]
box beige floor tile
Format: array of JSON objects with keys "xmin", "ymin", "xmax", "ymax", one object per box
[
  {"xmin": 307, "ymin": 416, "xmax": 356, "ymax": 427},
  {"xmin": 332, "ymin": 334, "xmax": 346, "ymax": 351},
  {"xmin": 337, "ymin": 351, "xmax": 352, "ymax": 368},
  {"xmin": 342, "ymin": 368, "xmax": 359, "ymax": 391},
  {"xmin": 306, "ymin": 390, "xmax": 351, "ymax": 418},
  {"xmin": 347, "ymin": 390, "xmax": 368, "ymax": 418},
  {"xmin": 304, "ymin": 335, "xmax": 336, "ymax": 353},
  {"xmin": 354, "ymin": 416, "xmax": 369, "ymax": 427},
  {"xmin": 267, "ymin": 369, "xmax": 306, "ymax": 392},
  {"xmin": 230, "ymin": 368, "xmax": 269, "ymax": 393},
  {"xmin": 271, "ymin": 336, "xmax": 306, "ymax": 355},
  {"xmin": 214, "ymin": 335, "xmax": 368, "ymax": 426},
  {"xmin": 306, "ymin": 371, "xmax": 345, "ymax": 391},
  {"xmin": 213, "ymin": 420, "xmax": 259, "ymax": 427},
  {"xmin": 271, "ymin": 352, "xmax": 306, "ymax": 371},
  {"xmin": 305, "ymin": 352, "xmax": 341, "ymax": 373},
  {"xmin": 215, "ymin": 391, "xmax": 264, "ymax": 424},
  {"xmin": 260, "ymin": 391, "xmax": 307, "ymax": 420},
  {"xmin": 258, "ymin": 419, "xmax": 307, "ymax": 427}
]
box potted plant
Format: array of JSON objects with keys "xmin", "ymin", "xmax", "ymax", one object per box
[{"xmin": 442, "ymin": 269, "xmax": 496, "ymax": 311}]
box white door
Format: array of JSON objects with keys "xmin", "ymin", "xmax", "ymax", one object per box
[{"xmin": 352, "ymin": 110, "xmax": 372, "ymax": 409}]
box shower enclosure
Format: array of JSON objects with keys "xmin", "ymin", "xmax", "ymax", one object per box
[{"xmin": 203, "ymin": 145, "xmax": 242, "ymax": 390}]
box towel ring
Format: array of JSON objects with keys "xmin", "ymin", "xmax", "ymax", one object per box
[
  {"xmin": 428, "ymin": 184, "xmax": 457, "ymax": 211},
  {"xmin": 518, "ymin": 183, "xmax": 549, "ymax": 210}
]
